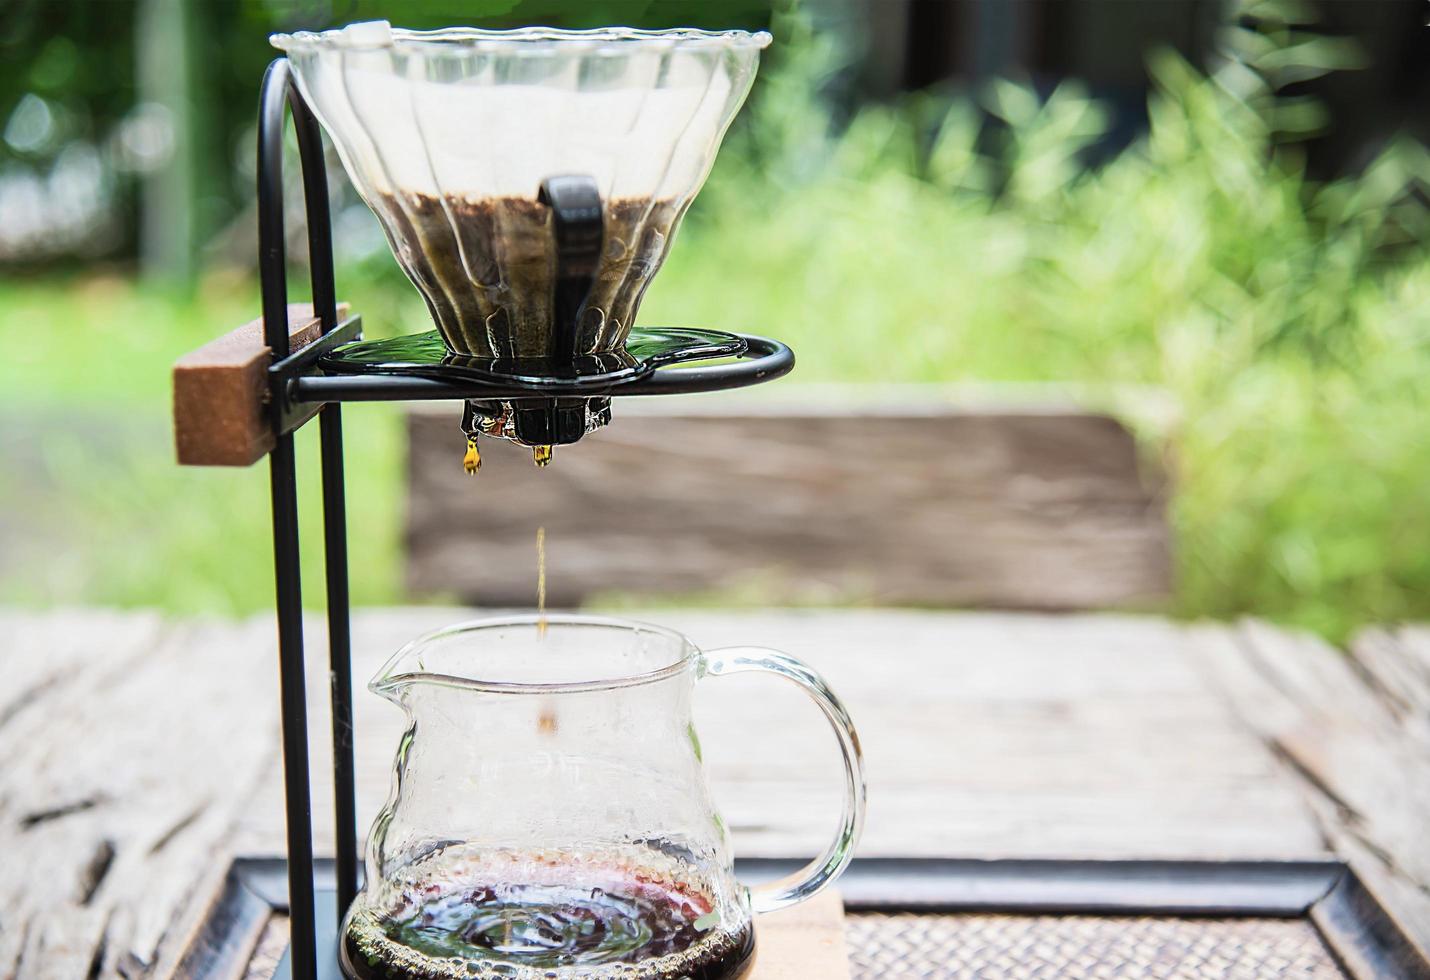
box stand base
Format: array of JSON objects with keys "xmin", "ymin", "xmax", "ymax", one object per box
[
  {"xmin": 181, "ymin": 857, "xmax": 1429, "ymax": 980},
  {"xmin": 272, "ymin": 889, "xmax": 344, "ymax": 980}
]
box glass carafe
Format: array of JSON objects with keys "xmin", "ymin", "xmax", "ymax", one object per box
[{"xmin": 342, "ymin": 614, "xmax": 865, "ymax": 980}]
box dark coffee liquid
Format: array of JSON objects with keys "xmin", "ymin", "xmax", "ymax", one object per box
[{"xmin": 341, "ymin": 850, "xmax": 754, "ymax": 980}]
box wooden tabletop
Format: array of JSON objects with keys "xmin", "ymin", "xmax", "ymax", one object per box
[{"xmin": 2, "ymin": 608, "xmax": 1426, "ymax": 978}]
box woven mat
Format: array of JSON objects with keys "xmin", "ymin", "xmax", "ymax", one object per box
[{"xmin": 845, "ymin": 911, "xmax": 1345, "ymax": 979}]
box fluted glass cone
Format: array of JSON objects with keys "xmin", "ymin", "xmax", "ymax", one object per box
[{"xmin": 272, "ymin": 21, "xmax": 770, "ymax": 358}]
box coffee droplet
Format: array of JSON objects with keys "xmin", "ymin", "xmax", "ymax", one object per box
[
  {"xmin": 537, "ymin": 707, "xmax": 559, "ymax": 735},
  {"xmin": 462, "ymin": 437, "xmax": 481, "ymax": 475},
  {"xmin": 533, "ymin": 445, "xmax": 553, "ymax": 468}
]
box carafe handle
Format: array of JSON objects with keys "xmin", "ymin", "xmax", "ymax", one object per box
[{"xmin": 701, "ymin": 648, "xmax": 867, "ymax": 914}]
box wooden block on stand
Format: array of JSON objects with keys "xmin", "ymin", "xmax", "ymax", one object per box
[{"xmin": 172, "ymin": 302, "xmax": 348, "ymax": 467}]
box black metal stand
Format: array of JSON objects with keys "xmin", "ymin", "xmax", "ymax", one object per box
[
  {"xmin": 254, "ymin": 58, "xmax": 794, "ymax": 980},
  {"xmin": 258, "ymin": 58, "xmax": 347, "ymax": 980}
]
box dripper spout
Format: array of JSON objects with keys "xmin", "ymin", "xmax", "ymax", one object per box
[{"xmin": 460, "ymin": 397, "xmax": 612, "ymax": 462}]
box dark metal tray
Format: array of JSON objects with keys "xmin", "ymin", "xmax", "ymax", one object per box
[{"xmin": 173, "ymin": 857, "xmax": 1429, "ymax": 980}]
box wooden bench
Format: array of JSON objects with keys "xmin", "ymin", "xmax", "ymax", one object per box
[{"xmin": 405, "ymin": 386, "xmax": 1173, "ymax": 610}]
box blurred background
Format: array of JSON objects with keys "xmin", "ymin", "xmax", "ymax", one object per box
[{"xmin": 1, "ymin": 0, "xmax": 1428, "ymax": 640}]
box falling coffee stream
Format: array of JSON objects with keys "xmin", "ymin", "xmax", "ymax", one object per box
[
  {"xmin": 536, "ymin": 525, "xmax": 558, "ymax": 735},
  {"xmin": 537, "ymin": 525, "xmax": 548, "ymax": 638}
]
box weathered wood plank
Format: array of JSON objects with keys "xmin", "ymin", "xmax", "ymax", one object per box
[
  {"xmin": 0, "ymin": 613, "xmax": 279, "ymax": 980},
  {"xmin": 1191, "ymin": 620, "xmax": 1430, "ymax": 962},
  {"xmin": 405, "ymin": 388, "xmax": 1172, "ymax": 610},
  {"xmin": 1392, "ymin": 628, "xmax": 1430, "ymax": 678},
  {"xmin": 0, "ymin": 609, "xmax": 165, "ymax": 978},
  {"xmin": 4, "ymin": 608, "xmax": 1349, "ymax": 978},
  {"xmin": 1354, "ymin": 627, "xmax": 1430, "ymax": 745},
  {"xmin": 235, "ymin": 609, "xmax": 1323, "ymax": 865}
]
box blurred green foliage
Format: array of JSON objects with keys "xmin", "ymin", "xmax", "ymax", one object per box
[
  {"xmin": 0, "ymin": 0, "xmax": 775, "ymax": 265},
  {"xmin": 2, "ymin": 5, "xmax": 1429, "ymax": 641},
  {"xmin": 648, "ymin": 8, "xmax": 1430, "ymax": 640}
]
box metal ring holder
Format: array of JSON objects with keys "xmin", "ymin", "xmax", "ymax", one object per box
[{"xmin": 254, "ymin": 58, "xmax": 794, "ymax": 980}]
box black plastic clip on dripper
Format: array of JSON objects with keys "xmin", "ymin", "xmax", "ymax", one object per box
[{"xmin": 465, "ymin": 174, "xmax": 608, "ymax": 458}]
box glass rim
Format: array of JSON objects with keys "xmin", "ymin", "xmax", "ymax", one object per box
[
  {"xmin": 373, "ymin": 612, "xmax": 698, "ymax": 696},
  {"xmin": 272, "ymin": 24, "xmax": 773, "ymax": 56}
]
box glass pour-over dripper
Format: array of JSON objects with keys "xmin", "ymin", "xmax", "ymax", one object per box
[{"xmin": 271, "ymin": 21, "xmax": 769, "ymax": 361}]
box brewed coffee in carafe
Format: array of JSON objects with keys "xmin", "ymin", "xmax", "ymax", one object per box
[{"xmin": 341, "ymin": 844, "xmax": 756, "ymax": 980}]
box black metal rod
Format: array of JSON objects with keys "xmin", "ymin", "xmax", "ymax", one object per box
[
  {"xmin": 318, "ymin": 405, "xmax": 357, "ymax": 919},
  {"xmin": 627, "ymin": 335, "xmax": 795, "ymax": 394},
  {"xmin": 258, "ymin": 57, "xmax": 317, "ymax": 980},
  {"xmin": 259, "ymin": 60, "xmax": 293, "ymax": 358},
  {"xmin": 289, "ymin": 335, "xmax": 795, "ymax": 405},
  {"xmin": 266, "ymin": 434, "xmax": 317, "ymax": 980},
  {"xmin": 288, "ymin": 57, "xmax": 358, "ymax": 924},
  {"xmin": 291, "ymin": 87, "xmax": 338, "ymax": 330}
]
